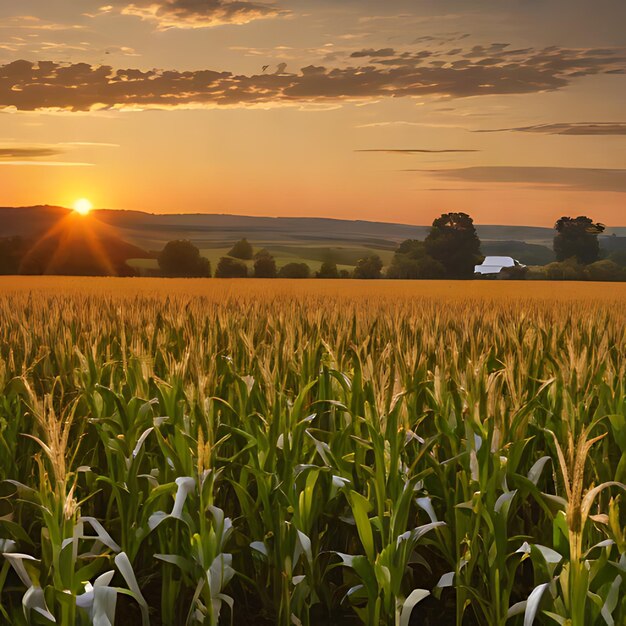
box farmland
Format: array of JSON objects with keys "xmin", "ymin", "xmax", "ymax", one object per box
[{"xmin": 0, "ymin": 278, "xmax": 624, "ymax": 625}]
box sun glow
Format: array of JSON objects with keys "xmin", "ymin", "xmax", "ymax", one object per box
[{"xmin": 73, "ymin": 198, "xmax": 93, "ymax": 215}]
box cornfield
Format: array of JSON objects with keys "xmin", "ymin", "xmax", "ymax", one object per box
[{"xmin": 0, "ymin": 277, "xmax": 624, "ymax": 626}]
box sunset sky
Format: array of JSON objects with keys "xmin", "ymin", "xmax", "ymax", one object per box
[{"xmin": 0, "ymin": 0, "xmax": 625, "ymax": 225}]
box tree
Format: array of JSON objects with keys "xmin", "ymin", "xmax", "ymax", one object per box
[
  {"xmin": 424, "ymin": 212, "xmax": 482, "ymax": 279},
  {"xmin": 386, "ymin": 239, "xmax": 445, "ymax": 279},
  {"xmin": 228, "ymin": 238, "xmax": 254, "ymax": 260},
  {"xmin": 253, "ymin": 251, "xmax": 277, "ymax": 278},
  {"xmin": 396, "ymin": 239, "xmax": 425, "ymax": 257},
  {"xmin": 553, "ymin": 216, "xmax": 605, "ymax": 264},
  {"xmin": 278, "ymin": 262, "xmax": 311, "ymax": 278},
  {"xmin": 353, "ymin": 254, "xmax": 383, "ymax": 279},
  {"xmin": 215, "ymin": 256, "xmax": 248, "ymax": 278},
  {"xmin": 316, "ymin": 260, "xmax": 339, "ymax": 278},
  {"xmin": 387, "ymin": 255, "xmax": 444, "ymax": 279},
  {"xmin": 158, "ymin": 240, "xmax": 211, "ymax": 277}
]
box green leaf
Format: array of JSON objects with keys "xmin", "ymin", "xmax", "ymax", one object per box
[{"xmin": 347, "ymin": 490, "xmax": 375, "ymax": 562}]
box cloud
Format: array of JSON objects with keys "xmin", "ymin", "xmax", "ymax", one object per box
[
  {"xmin": 0, "ymin": 146, "xmax": 63, "ymax": 160},
  {"xmin": 0, "ymin": 44, "xmax": 624, "ymax": 111},
  {"xmin": 356, "ymin": 149, "xmax": 479, "ymax": 154},
  {"xmin": 476, "ymin": 122, "xmax": 626, "ymax": 135},
  {"xmin": 98, "ymin": 0, "xmax": 286, "ymax": 30},
  {"xmin": 60, "ymin": 141, "xmax": 120, "ymax": 147},
  {"xmin": 0, "ymin": 161, "xmax": 93, "ymax": 167},
  {"xmin": 0, "ymin": 143, "xmax": 115, "ymax": 165},
  {"xmin": 422, "ymin": 187, "xmax": 488, "ymax": 192},
  {"xmin": 406, "ymin": 166, "xmax": 626, "ymax": 193},
  {"xmin": 350, "ymin": 48, "xmax": 396, "ymax": 58},
  {"xmin": 0, "ymin": 16, "xmax": 84, "ymax": 31}
]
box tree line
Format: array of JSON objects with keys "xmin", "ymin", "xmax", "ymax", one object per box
[
  {"xmin": 159, "ymin": 213, "xmax": 625, "ymax": 281},
  {"xmin": 0, "ymin": 212, "xmax": 623, "ymax": 280}
]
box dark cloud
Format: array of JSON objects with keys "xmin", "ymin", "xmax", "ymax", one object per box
[
  {"xmin": 350, "ymin": 48, "xmax": 396, "ymax": 58},
  {"xmin": 0, "ymin": 146, "xmax": 62, "ymax": 159},
  {"xmin": 476, "ymin": 122, "xmax": 626, "ymax": 135},
  {"xmin": 102, "ymin": 0, "xmax": 285, "ymax": 29},
  {"xmin": 356, "ymin": 149, "xmax": 479, "ymax": 154},
  {"xmin": 0, "ymin": 45, "xmax": 624, "ymax": 111},
  {"xmin": 406, "ymin": 166, "xmax": 626, "ymax": 192}
]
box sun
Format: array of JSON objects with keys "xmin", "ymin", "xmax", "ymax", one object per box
[{"xmin": 73, "ymin": 198, "xmax": 93, "ymax": 216}]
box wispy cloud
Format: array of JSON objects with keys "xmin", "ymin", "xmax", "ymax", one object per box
[
  {"xmin": 60, "ymin": 141, "xmax": 120, "ymax": 147},
  {"xmin": 422, "ymin": 187, "xmax": 489, "ymax": 192},
  {"xmin": 0, "ymin": 161, "xmax": 93, "ymax": 166},
  {"xmin": 356, "ymin": 148, "xmax": 479, "ymax": 154},
  {"xmin": 476, "ymin": 122, "xmax": 626, "ymax": 135},
  {"xmin": 0, "ymin": 142, "xmax": 115, "ymax": 166},
  {"xmin": 405, "ymin": 166, "xmax": 626, "ymax": 193},
  {"xmin": 0, "ymin": 16, "xmax": 84, "ymax": 31},
  {"xmin": 0, "ymin": 147, "xmax": 62, "ymax": 160}
]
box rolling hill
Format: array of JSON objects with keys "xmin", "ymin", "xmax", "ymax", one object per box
[{"xmin": 1, "ymin": 206, "xmax": 625, "ymax": 272}]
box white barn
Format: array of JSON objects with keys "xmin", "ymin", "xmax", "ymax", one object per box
[{"xmin": 474, "ymin": 256, "xmax": 526, "ymax": 276}]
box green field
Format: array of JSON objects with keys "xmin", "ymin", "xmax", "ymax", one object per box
[
  {"xmin": 129, "ymin": 244, "xmax": 396, "ymax": 275},
  {"xmin": 0, "ymin": 278, "xmax": 624, "ymax": 626}
]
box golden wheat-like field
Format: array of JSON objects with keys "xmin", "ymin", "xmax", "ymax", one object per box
[{"xmin": 0, "ymin": 277, "xmax": 624, "ymax": 626}]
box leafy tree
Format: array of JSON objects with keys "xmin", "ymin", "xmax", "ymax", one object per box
[
  {"xmin": 339, "ymin": 269, "xmax": 351, "ymax": 279},
  {"xmin": 387, "ymin": 255, "xmax": 444, "ymax": 279},
  {"xmin": 396, "ymin": 239, "xmax": 425, "ymax": 257},
  {"xmin": 316, "ymin": 260, "xmax": 339, "ymax": 279},
  {"xmin": 424, "ymin": 212, "xmax": 482, "ymax": 279},
  {"xmin": 353, "ymin": 254, "xmax": 383, "ymax": 279},
  {"xmin": 253, "ymin": 251, "xmax": 277, "ymax": 278},
  {"xmin": 553, "ymin": 216, "xmax": 605, "ymax": 264},
  {"xmin": 387, "ymin": 239, "xmax": 444, "ymax": 279},
  {"xmin": 215, "ymin": 256, "xmax": 248, "ymax": 278},
  {"xmin": 158, "ymin": 240, "xmax": 211, "ymax": 277},
  {"xmin": 228, "ymin": 238, "xmax": 254, "ymax": 260},
  {"xmin": 278, "ymin": 262, "xmax": 311, "ymax": 278}
]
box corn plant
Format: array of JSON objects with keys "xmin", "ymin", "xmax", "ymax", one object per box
[{"xmin": 0, "ymin": 279, "xmax": 623, "ymax": 625}]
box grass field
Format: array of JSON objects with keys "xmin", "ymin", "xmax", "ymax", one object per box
[
  {"xmin": 128, "ymin": 244, "xmax": 397, "ymax": 275},
  {"xmin": 0, "ymin": 278, "xmax": 624, "ymax": 626}
]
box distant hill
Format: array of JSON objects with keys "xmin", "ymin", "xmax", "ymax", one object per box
[
  {"xmin": 481, "ymin": 240, "xmax": 555, "ymax": 265},
  {"xmin": 1, "ymin": 206, "xmax": 624, "ymax": 273},
  {"xmin": 0, "ymin": 207, "xmax": 152, "ymax": 275}
]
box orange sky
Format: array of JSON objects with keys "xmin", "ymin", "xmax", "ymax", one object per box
[{"xmin": 0, "ymin": 0, "xmax": 625, "ymax": 226}]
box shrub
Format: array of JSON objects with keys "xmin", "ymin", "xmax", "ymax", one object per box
[
  {"xmin": 216, "ymin": 256, "xmax": 248, "ymax": 278},
  {"xmin": 586, "ymin": 259, "xmax": 626, "ymax": 281},
  {"xmin": 497, "ymin": 265, "xmax": 529, "ymax": 280},
  {"xmin": 278, "ymin": 262, "xmax": 311, "ymax": 278},
  {"xmin": 544, "ymin": 259, "xmax": 587, "ymax": 280},
  {"xmin": 228, "ymin": 238, "xmax": 254, "ymax": 260}
]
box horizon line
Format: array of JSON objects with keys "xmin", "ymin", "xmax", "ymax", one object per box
[{"xmin": 3, "ymin": 204, "xmax": 625, "ymax": 230}]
